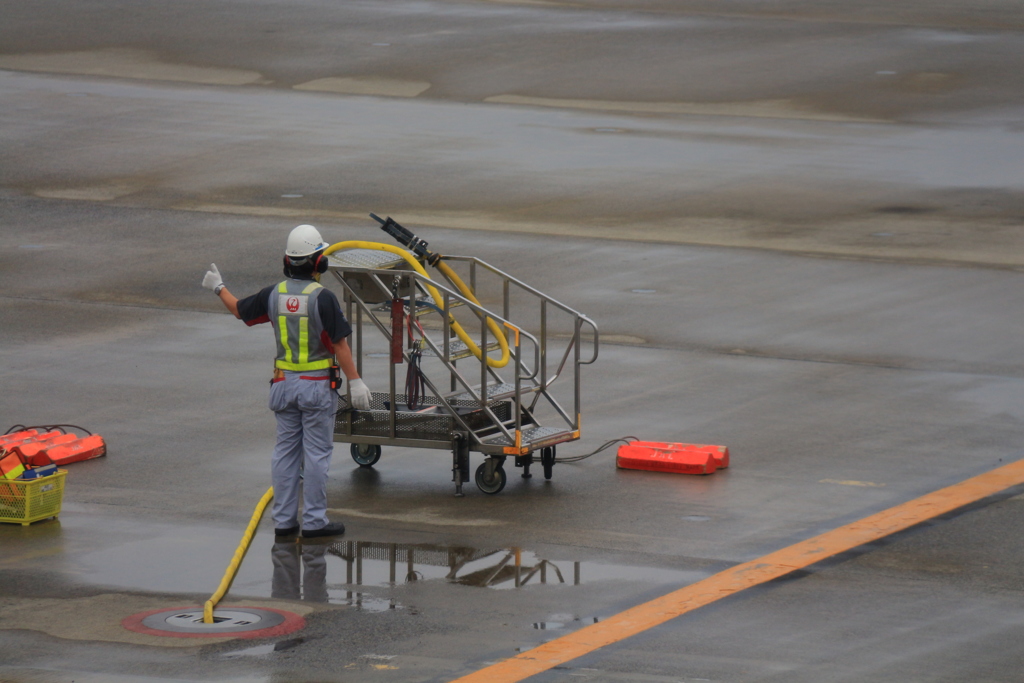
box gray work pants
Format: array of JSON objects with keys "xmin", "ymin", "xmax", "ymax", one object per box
[{"xmin": 269, "ymin": 370, "xmax": 336, "ymax": 531}]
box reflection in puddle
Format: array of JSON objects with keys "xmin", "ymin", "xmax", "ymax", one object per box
[
  {"xmin": 221, "ymin": 638, "xmax": 306, "ymax": 658},
  {"xmin": 534, "ymin": 622, "xmax": 563, "ymax": 630},
  {"xmin": 269, "ymin": 539, "xmax": 702, "ymax": 612},
  {"xmin": 533, "ymin": 614, "xmax": 601, "ymax": 630},
  {"xmin": 272, "ymin": 541, "xmax": 403, "ymax": 612},
  {"xmin": 326, "ymin": 541, "xmax": 582, "ymax": 590},
  {"xmin": 272, "ymin": 542, "xmax": 328, "ymax": 602},
  {"xmin": 222, "ymin": 643, "xmax": 276, "ymax": 658},
  {"xmin": 533, "ymin": 616, "xmax": 600, "ymax": 630},
  {"xmin": 322, "ymin": 540, "xmax": 699, "ymax": 590},
  {"xmin": 332, "ymin": 592, "xmax": 399, "ymax": 612}
]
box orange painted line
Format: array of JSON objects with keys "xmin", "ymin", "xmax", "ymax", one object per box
[{"xmin": 450, "ymin": 457, "xmax": 1024, "ymax": 683}]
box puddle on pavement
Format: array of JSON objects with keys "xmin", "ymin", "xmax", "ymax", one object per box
[
  {"xmin": 321, "ymin": 540, "xmax": 699, "ymax": 591},
  {"xmin": 221, "ymin": 637, "xmax": 307, "ymax": 658},
  {"xmin": 257, "ymin": 539, "xmax": 702, "ymax": 612},
  {"xmin": 533, "ymin": 616, "xmax": 601, "ymax": 630},
  {"xmin": 24, "ymin": 515, "xmax": 703, "ymax": 611}
]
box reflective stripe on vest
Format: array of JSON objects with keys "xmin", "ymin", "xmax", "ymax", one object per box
[{"xmin": 268, "ymin": 280, "xmax": 333, "ymax": 371}]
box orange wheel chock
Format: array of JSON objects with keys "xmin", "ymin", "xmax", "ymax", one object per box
[{"xmin": 616, "ymin": 441, "xmax": 729, "ymax": 475}]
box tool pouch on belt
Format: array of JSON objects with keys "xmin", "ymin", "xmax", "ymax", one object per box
[
  {"xmin": 329, "ymin": 363, "xmax": 341, "ymax": 390},
  {"xmin": 271, "ymin": 367, "xmax": 285, "ymax": 384}
]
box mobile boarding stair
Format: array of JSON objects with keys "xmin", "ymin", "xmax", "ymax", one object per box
[{"xmin": 327, "ymin": 215, "xmax": 599, "ymax": 495}]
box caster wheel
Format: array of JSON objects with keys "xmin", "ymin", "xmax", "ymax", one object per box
[
  {"xmin": 475, "ymin": 462, "xmax": 507, "ymax": 495},
  {"xmin": 351, "ymin": 443, "xmax": 381, "ymax": 467},
  {"xmin": 541, "ymin": 447, "xmax": 555, "ymax": 480}
]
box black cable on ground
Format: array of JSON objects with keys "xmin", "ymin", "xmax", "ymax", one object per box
[
  {"xmin": 554, "ymin": 436, "xmax": 638, "ymax": 463},
  {"xmin": 5, "ymin": 424, "xmax": 93, "ymax": 436}
]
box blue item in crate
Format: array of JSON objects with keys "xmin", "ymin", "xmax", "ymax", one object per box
[{"xmin": 20, "ymin": 464, "xmax": 57, "ymax": 479}]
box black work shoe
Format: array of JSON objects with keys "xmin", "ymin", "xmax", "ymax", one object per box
[
  {"xmin": 274, "ymin": 525, "xmax": 300, "ymax": 537},
  {"xmin": 301, "ymin": 522, "xmax": 345, "ymax": 538}
]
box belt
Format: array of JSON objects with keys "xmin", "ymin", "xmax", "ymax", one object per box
[{"xmin": 272, "ymin": 368, "xmax": 330, "ymax": 383}]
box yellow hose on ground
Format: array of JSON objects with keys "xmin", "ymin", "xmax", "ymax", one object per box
[
  {"xmin": 203, "ymin": 486, "xmax": 274, "ymax": 623},
  {"xmin": 323, "ymin": 240, "xmax": 510, "ymax": 368}
]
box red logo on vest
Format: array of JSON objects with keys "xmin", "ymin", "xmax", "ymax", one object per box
[{"xmin": 286, "ymin": 297, "xmax": 300, "ymax": 313}]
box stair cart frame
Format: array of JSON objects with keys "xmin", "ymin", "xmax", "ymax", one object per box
[{"xmin": 328, "ymin": 234, "xmax": 598, "ymax": 495}]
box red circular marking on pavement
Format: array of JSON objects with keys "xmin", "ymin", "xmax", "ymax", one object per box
[{"xmin": 122, "ymin": 606, "xmax": 306, "ymax": 639}]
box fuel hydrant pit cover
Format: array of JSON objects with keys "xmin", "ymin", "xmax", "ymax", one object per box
[
  {"xmin": 144, "ymin": 608, "xmax": 283, "ymax": 633},
  {"xmin": 124, "ymin": 606, "xmax": 305, "ymax": 638}
]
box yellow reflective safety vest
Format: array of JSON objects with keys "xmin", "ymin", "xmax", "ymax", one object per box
[{"xmin": 267, "ymin": 279, "xmax": 334, "ymax": 371}]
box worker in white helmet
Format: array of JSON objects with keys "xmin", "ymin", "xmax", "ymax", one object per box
[{"xmin": 202, "ymin": 224, "xmax": 372, "ymax": 539}]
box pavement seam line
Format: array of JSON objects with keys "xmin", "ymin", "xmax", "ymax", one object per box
[{"xmin": 449, "ymin": 457, "xmax": 1024, "ymax": 682}]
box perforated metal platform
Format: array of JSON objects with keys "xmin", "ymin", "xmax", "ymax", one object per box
[
  {"xmin": 329, "ymin": 248, "xmax": 409, "ymax": 270},
  {"xmin": 336, "ymin": 392, "xmax": 513, "ymax": 443}
]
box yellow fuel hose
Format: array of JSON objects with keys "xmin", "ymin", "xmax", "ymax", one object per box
[
  {"xmin": 323, "ymin": 241, "xmax": 510, "ymax": 368},
  {"xmin": 203, "ymin": 486, "xmax": 274, "ymax": 623}
]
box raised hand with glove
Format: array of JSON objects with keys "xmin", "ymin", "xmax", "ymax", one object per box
[
  {"xmin": 201, "ymin": 263, "xmax": 241, "ymax": 318},
  {"xmin": 201, "ymin": 263, "xmax": 224, "ymax": 293}
]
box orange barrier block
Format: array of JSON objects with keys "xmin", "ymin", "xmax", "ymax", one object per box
[
  {"xmin": 0, "ymin": 430, "xmax": 44, "ymax": 447},
  {"xmin": 45, "ymin": 434, "xmax": 106, "ymax": 466},
  {"xmin": 667, "ymin": 442, "xmax": 729, "ymax": 469},
  {"xmin": 616, "ymin": 441, "xmax": 729, "ymax": 475},
  {"xmin": 12, "ymin": 433, "xmax": 77, "ymax": 461},
  {"xmin": 0, "ymin": 430, "xmax": 62, "ymax": 450}
]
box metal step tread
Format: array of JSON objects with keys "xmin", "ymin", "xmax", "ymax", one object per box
[
  {"xmin": 373, "ymin": 295, "xmax": 465, "ymax": 318},
  {"xmin": 423, "ymin": 339, "xmax": 503, "ymax": 361},
  {"xmin": 446, "ymin": 382, "xmax": 542, "ymax": 402},
  {"xmin": 483, "ymin": 425, "xmax": 576, "ymax": 448}
]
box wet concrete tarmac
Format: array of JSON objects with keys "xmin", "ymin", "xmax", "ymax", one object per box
[{"xmin": 2, "ymin": 0, "xmax": 1024, "ymax": 681}]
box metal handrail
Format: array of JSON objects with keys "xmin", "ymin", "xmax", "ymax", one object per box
[
  {"xmin": 431, "ymin": 257, "xmax": 593, "ymax": 435},
  {"xmin": 329, "ymin": 247, "xmax": 596, "ymax": 448},
  {"xmin": 438, "ymin": 255, "xmax": 599, "ymax": 374},
  {"xmin": 441, "ymin": 255, "xmax": 584, "ymax": 318},
  {"xmin": 331, "ymin": 267, "xmax": 542, "ymax": 446}
]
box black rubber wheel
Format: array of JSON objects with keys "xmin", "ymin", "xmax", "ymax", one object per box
[
  {"xmin": 541, "ymin": 447, "xmax": 555, "ymax": 480},
  {"xmin": 351, "ymin": 443, "xmax": 382, "ymax": 468},
  {"xmin": 475, "ymin": 462, "xmax": 507, "ymax": 495}
]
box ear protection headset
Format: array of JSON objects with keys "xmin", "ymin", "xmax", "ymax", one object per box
[
  {"xmin": 283, "ymin": 251, "xmax": 329, "ymax": 275},
  {"xmin": 313, "ymin": 251, "xmax": 328, "ymax": 274}
]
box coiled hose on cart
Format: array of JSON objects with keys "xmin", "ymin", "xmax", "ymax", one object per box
[{"xmin": 321, "ymin": 240, "xmax": 511, "ymax": 369}]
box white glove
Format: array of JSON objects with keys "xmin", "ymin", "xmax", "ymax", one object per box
[
  {"xmin": 202, "ymin": 263, "xmax": 223, "ymax": 292},
  {"xmin": 348, "ymin": 378, "xmax": 372, "ymax": 410}
]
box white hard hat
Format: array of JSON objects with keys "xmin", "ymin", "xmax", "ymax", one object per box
[{"xmin": 285, "ymin": 224, "xmax": 330, "ymax": 258}]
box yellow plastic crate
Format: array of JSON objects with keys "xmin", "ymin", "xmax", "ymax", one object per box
[{"xmin": 0, "ymin": 470, "xmax": 67, "ymax": 526}]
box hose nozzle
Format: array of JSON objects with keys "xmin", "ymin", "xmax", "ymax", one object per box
[{"xmin": 370, "ymin": 213, "xmax": 432, "ymax": 260}]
